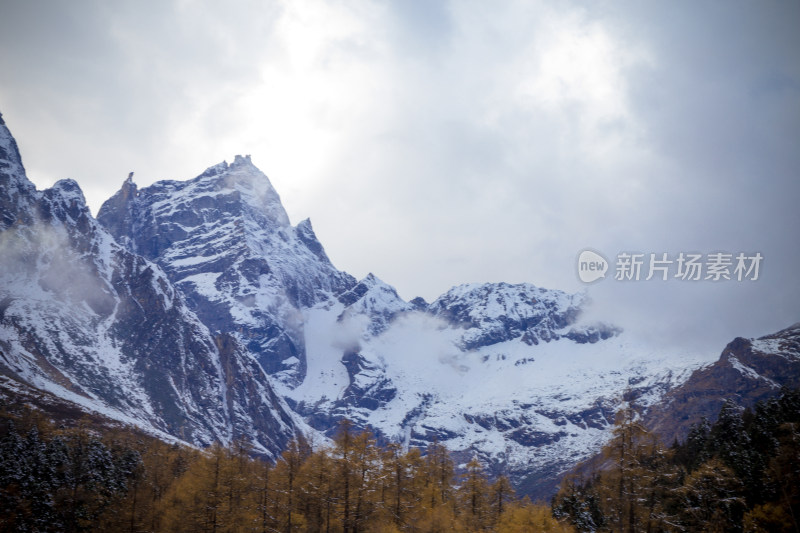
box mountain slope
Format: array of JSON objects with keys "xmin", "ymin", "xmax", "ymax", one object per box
[
  {"xmin": 558, "ymin": 322, "xmax": 800, "ymax": 502},
  {"xmin": 283, "ymin": 279, "xmax": 707, "ymax": 498},
  {"xmin": 97, "ymin": 157, "xmax": 355, "ymax": 386},
  {"xmin": 94, "ymin": 147, "xmax": 719, "ymax": 498},
  {"xmin": 0, "ymin": 112, "xmax": 299, "ymax": 458},
  {"xmin": 6, "ymin": 108, "xmax": 765, "ymax": 500},
  {"xmin": 644, "ymin": 322, "xmax": 800, "ymax": 444}
]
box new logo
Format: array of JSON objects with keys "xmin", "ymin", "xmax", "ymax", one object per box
[{"xmin": 577, "ymin": 249, "xmax": 608, "ymax": 283}]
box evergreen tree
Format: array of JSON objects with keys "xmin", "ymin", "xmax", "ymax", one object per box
[
  {"xmin": 0, "ymin": 422, "xmax": 27, "ymax": 531},
  {"xmin": 552, "ymin": 476, "xmax": 604, "ymax": 531},
  {"xmin": 676, "ymin": 416, "xmax": 711, "ymax": 472},
  {"xmin": 744, "ymin": 417, "xmax": 800, "ymax": 532},
  {"xmin": 675, "ymin": 458, "xmax": 746, "ymax": 532}
]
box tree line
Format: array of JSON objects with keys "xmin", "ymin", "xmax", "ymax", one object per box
[
  {"xmin": 0, "ymin": 412, "xmax": 571, "ymax": 532},
  {"xmin": 6, "ymin": 388, "xmax": 797, "ymax": 532},
  {"xmin": 552, "ymin": 387, "xmax": 800, "ymax": 532}
]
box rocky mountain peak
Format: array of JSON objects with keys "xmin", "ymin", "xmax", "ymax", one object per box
[
  {"xmin": 232, "ymin": 154, "xmax": 252, "ymax": 167},
  {"xmin": 96, "ymin": 154, "xmax": 356, "ymax": 387},
  {"xmin": 334, "ymin": 272, "xmax": 413, "ymax": 336},
  {"xmin": 217, "ymin": 155, "xmax": 290, "ymax": 229},
  {"xmin": 0, "ymin": 113, "xmax": 301, "ymax": 457},
  {"xmin": 428, "ymin": 281, "xmax": 585, "ymax": 349},
  {"xmin": 0, "ymin": 112, "xmax": 25, "ymax": 178},
  {"xmin": 0, "ymin": 113, "xmax": 35, "ymax": 228},
  {"xmin": 50, "ymin": 178, "xmax": 87, "ymax": 205},
  {"xmin": 295, "ymin": 218, "xmax": 331, "ymax": 263}
]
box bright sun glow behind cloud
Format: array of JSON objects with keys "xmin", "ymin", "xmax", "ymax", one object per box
[
  {"xmin": 514, "ymin": 8, "xmax": 652, "ymax": 162},
  {"xmin": 0, "ymin": 0, "xmax": 797, "ymax": 351}
]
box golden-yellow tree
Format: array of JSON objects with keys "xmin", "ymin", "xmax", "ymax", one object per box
[{"xmin": 458, "ymin": 456, "xmax": 490, "ymax": 530}]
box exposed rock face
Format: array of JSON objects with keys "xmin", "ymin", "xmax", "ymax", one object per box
[
  {"xmin": 97, "ymin": 156, "xmax": 355, "ymax": 386},
  {"xmin": 645, "ymin": 323, "xmax": 800, "ymax": 444},
  {"xmin": 336, "ymin": 273, "xmax": 415, "ymax": 337},
  {"xmin": 9, "ymin": 107, "xmax": 791, "ymax": 503},
  {"xmin": 0, "ymin": 113, "xmax": 298, "ymax": 458},
  {"xmin": 428, "ymin": 282, "xmax": 620, "ymax": 349},
  {"xmin": 91, "ymin": 146, "xmax": 705, "ymax": 500},
  {"xmin": 555, "ymin": 323, "xmax": 800, "ymax": 501},
  {"xmin": 0, "ymin": 112, "xmax": 34, "ymax": 229}
]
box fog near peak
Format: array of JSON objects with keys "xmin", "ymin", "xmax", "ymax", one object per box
[{"xmin": 0, "ymin": 1, "xmax": 797, "ymax": 351}]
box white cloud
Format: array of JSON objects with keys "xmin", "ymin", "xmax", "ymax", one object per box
[{"xmin": 0, "ymin": 0, "xmax": 798, "ymax": 351}]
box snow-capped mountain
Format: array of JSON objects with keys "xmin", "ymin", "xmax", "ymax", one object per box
[
  {"xmin": 558, "ymin": 322, "xmax": 800, "ymax": 498},
  {"xmin": 285, "ymin": 280, "xmax": 707, "ymax": 496},
  {"xmin": 8, "ymin": 108, "xmax": 792, "ymax": 500},
  {"xmin": 91, "ymin": 140, "xmax": 721, "ymax": 496},
  {"xmin": 645, "ymin": 322, "xmax": 800, "ymax": 445},
  {"xmin": 97, "ymin": 156, "xmax": 355, "ymax": 386},
  {"xmin": 0, "ymin": 112, "xmax": 299, "ymax": 458},
  {"xmin": 427, "ymin": 282, "xmax": 621, "ymax": 349}
]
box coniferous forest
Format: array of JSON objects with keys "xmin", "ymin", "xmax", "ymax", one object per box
[
  {"xmin": 0, "ymin": 413, "xmax": 568, "ymax": 533},
  {"xmin": 552, "ymin": 388, "xmax": 800, "ymax": 532},
  {"xmin": 2, "ymin": 389, "xmax": 799, "ymax": 532}
]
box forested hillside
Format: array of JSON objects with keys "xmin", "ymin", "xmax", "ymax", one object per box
[
  {"xmin": 552, "ymin": 388, "xmax": 800, "ymax": 532},
  {"xmin": 0, "ymin": 410, "xmax": 571, "ymax": 533},
  {"xmin": 3, "ymin": 386, "xmax": 800, "ymax": 532}
]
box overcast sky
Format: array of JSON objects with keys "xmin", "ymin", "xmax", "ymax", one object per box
[{"xmin": 1, "ymin": 0, "xmax": 798, "ymax": 354}]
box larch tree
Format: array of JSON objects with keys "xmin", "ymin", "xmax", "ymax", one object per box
[{"xmin": 458, "ymin": 456, "xmax": 490, "ymax": 530}]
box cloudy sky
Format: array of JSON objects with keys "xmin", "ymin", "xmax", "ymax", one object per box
[{"xmin": 1, "ymin": 0, "xmax": 798, "ymax": 353}]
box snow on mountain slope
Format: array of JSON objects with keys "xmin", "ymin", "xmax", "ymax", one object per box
[
  {"xmin": 337, "ymin": 273, "xmax": 416, "ymax": 336},
  {"xmin": 0, "ymin": 112, "xmax": 299, "ymax": 458},
  {"xmin": 283, "ymin": 279, "xmax": 710, "ymax": 497},
  {"xmin": 94, "ymin": 150, "xmax": 718, "ymax": 495},
  {"xmin": 428, "ymin": 282, "xmax": 621, "ymax": 349},
  {"xmin": 5, "ymin": 110, "xmax": 725, "ymax": 496},
  {"xmin": 644, "ymin": 322, "xmax": 800, "ymax": 446},
  {"xmin": 98, "ymin": 155, "xmax": 355, "ymax": 385}
]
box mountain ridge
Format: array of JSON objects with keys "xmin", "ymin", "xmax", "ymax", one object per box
[
  {"xmin": 644, "ymin": 321, "xmax": 800, "ymax": 445},
  {"xmin": 0, "ymin": 112, "xmax": 301, "ymax": 459},
  {"xmin": 3, "ymin": 109, "xmax": 796, "ymax": 501},
  {"xmin": 97, "ymin": 155, "xmax": 356, "ymax": 386},
  {"xmin": 97, "ymin": 149, "xmax": 700, "ymax": 499}
]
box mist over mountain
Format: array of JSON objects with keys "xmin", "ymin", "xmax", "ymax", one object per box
[
  {"xmin": 0, "ymin": 111, "xmax": 299, "ymax": 458},
  {"xmin": 1, "ymin": 110, "xmax": 797, "ymax": 499}
]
